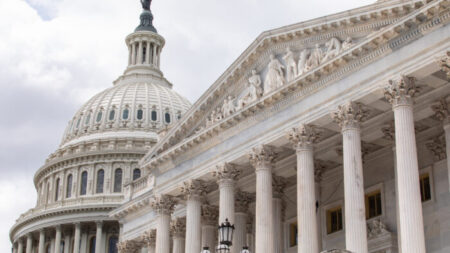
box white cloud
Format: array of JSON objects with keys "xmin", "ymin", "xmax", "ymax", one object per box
[{"xmin": 0, "ymin": 0, "xmax": 375, "ymax": 251}]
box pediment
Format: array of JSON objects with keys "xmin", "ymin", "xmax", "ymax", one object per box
[{"xmin": 141, "ymin": 0, "xmax": 449, "ymax": 168}]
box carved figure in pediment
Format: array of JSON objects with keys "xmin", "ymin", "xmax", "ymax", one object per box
[
  {"xmin": 342, "ymin": 37, "xmax": 354, "ymax": 51},
  {"xmin": 297, "ymin": 49, "xmax": 310, "ymax": 76},
  {"xmin": 222, "ymin": 96, "xmax": 236, "ymax": 118},
  {"xmin": 238, "ymin": 70, "xmax": 263, "ymax": 110},
  {"xmin": 264, "ymin": 54, "xmax": 285, "ymax": 94},
  {"xmin": 209, "ymin": 108, "xmax": 223, "ymax": 124},
  {"xmin": 323, "ymin": 37, "xmax": 342, "ymax": 62},
  {"xmin": 283, "ymin": 47, "xmax": 297, "ymax": 82},
  {"xmin": 307, "ymin": 44, "xmax": 323, "ymax": 69}
]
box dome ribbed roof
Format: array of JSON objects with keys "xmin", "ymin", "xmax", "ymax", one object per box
[{"xmin": 61, "ymin": 81, "xmax": 191, "ymax": 147}]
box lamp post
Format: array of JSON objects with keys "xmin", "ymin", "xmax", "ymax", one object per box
[{"xmin": 216, "ymin": 219, "xmax": 235, "ymax": 253}]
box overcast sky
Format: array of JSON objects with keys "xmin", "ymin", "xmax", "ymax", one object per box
[{"xmin": 0, "ymin": 0, "xmax": 375, "ymax": 250}]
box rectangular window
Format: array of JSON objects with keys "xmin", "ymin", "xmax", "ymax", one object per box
[
  {"xmin": 365, "ymin": 190, "xmax": 382, "ymax": 219},
  {"xmin": 420, "ymin": 173, "xmax": 432, "ymax": 202},
  {"xmin": 326, "ymin": 206, "xmax": 343, "ymax": 234},
  {"xmin": 289, "ymin": 222, "xmax": 298, "ymax": 247}
]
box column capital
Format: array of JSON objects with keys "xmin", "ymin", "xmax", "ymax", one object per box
[
  {"xmin": 235, "ymin": 190, "xmax": 254, "ymax": 213},
  {"xmin": 248, "ymin": 145, "xmax": 277, "ymax": 170},
  {"xmin": 151, "ymin": 195, "xmax": 177, "ymax": 215},
  {"xmin": 117, "ymin": 239, "xmax": 142, "ymax": 253},
  {"xmin": 438, "ymin": 51, "xmax": 450, "ymax": 80},
  {"xmin": 431, "ymin": 97, "xmax": 450, "ymax": 124},
  {"xmin": 180, "ymin": 179, "xmax": 208, "ymax": 200},
  {"xmin": 55, "ymin": 225, "xmax": 62, "ymax": 231},
  {"xmin": 201, "ymin": 204, "xmax": 219, "ymax": 226},
  {"xmin": 272, "ymin": 175, "xmax": 287, "ymax": 198},
  {"xmin": 332, "ymin": 101, "xmax": 368, "ymax": 131},
  {"xmin": 426, "ymin": 135, "xmax": 446, "ymax": 161},
  {"xmin": 212, "ymin": 163, "xmax": 241, "ymax": 182},
  {"xmin": 142, "ymin": 229, "xmax": 156, "ymax": 246},
  {"xmin": 95, "ymin": 221, "xmax": 103, "ymax": 228},
  {"xmin": 170, "ymin": 217, "xmax": 186, "ymax": 238},
  {"xmin": 381, "ymin": 122, "xmax": 396, "ymax": 142},
  {"xmin": 384, "ymin": 75, "xmax": 419, "ymax": 107},
  {"xmin": 287, "ymin": 124, "xmax": 320, "ymax": 151}
]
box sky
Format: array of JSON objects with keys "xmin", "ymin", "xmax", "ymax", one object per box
[{"xmin": 0, "ymin": 0, "xmax": 375, "ymax": 250}]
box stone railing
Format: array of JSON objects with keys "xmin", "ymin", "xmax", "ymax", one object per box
[{"xmin": 124, "ymin": 174, "xmax": 155, "ymax": 202}]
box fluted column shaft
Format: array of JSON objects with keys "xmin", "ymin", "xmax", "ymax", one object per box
[
  {"xmin": 55, "ymin": 226, "xmax": 62, "ymax": 253},
  {"xmin": 185, "ymin": 197, "xmax": 201, "ymax": 253},
  {"xmin": 272, "ymin": 198, "xmax": 283, "ymax": 253},
  {"xmin": 73, "ymin": 223, "xmax": 81, "ymax": 253},
  {"xmin": 95, "ymin": 222, "xmax": 103, "ymax": 253},
  {"xmin": 18, "ymin": 240, "xmax": 24, "ymax": 253},
  {"xmin": 332, "ymin": 102, "xmax": 368, "ymax": 253},
  {"xmin": 64, "ymin": 233, "xmax": 71, "ymax": 253},
  {"xmin": 201, "ymin": 224, "xmax": 216, "ymax": 249},
  {"xmin": 26, "ymin": 234, "xmax": 32, "ymax": 253},
  {"xmin": 38, "ymin": 230, "xmax": 45, "ymax": 253},
  {"xmin": 148, "ymin": 245, "xmax": 156, "ymax": 253},
  {"xmin": 288, "ymin": 124, "xmax": 319, "ymax": 253},
  {"xmin": 156, "ymin": 214, "xmax": 171, "ymax": 253},
  {"xmin": 234, "ymin": 212, "xmax": 247, "ymax": 253},
  {"xmin": 386, "ymin": 77, "xmax": 426, "ymax": 253},
  {"xmin": 219, "ymin": 179, "xmax": 235, "ymax": 224},
  {"xmin": 173, "ymin": 236, "xmax": 185, "ymax": 253},
  {"xmin": 131, "ymin": 43, "xmax": 137, "ymax": 65}
]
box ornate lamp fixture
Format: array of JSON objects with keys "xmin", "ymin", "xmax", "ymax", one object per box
[
  {"xmin": 240, "ymin": 246, "xmax": 250, "ymax": 253},
  {"xmin": 216, "ymin": 218, "xmax": 235, "ymax": 253},
  {"xmin": 201, "ymin": 247, "xmax": 211, "ymax": 253}
]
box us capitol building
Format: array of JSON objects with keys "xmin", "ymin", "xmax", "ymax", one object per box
[{"xmin": 9, "ymin": 0, "xmax": 450, "ymax": 253}]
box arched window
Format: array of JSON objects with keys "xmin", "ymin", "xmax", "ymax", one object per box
[
  {"xmin": 113, "ymin": 169, "xmax": 123, "ymax": 193},
  {"xmin": 137, "ymin": 109, "xmax": 144, "ymax": 120},
  {"xmin": 133, "ymin": 169, "xmax": 141, "ymax": 180},
  {"xmin": 165, "ymin": 113, "xmax": 171, "ymax": 123},
  {"xmin": 80, "ymin": 171, "xmax": 88, "ymax": 196},
  {"xmin": 108, "ymin": 236, "xmax": 118, "ymax": 253},
  {"xmin": 122, "ymin": 109, "xmax": 129, "ymax": 120},
  {"xmin": 89, "ymin": 237, "xmax": 96, "ymax": 253},
  {"xmin": 76, "ymin": 118, "xmax": 81, "ymax": 128},
  {"xmin": 96, "ymin": 111, "xmax": 103, "ymax": 123},
  {"xmin": 66, "ymin": 174, "xmax": 72, "ymax": 198},
  {"xmin": 151, "ymin": 111, "xmax": 157, "ymax": 121},
  {"xmin": 109, "ymin": 110, "xmax": 115, "ymax": 121},
  {"xmin": 85, "ymin": 113, "xmax": 91, "ymax": 125},
  {"xmin": 96, "ymin": 169, "xmax": 104, "ymax": 194},
  {"xmin": 55, "ymin": 178, "xmax": 60, "ymax": 201}
]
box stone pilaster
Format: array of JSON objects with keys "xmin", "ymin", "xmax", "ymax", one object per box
[
  {"xmin": 431, "ymin": 97, "xmax": 450, "ymax": 192},
  {"xmin": 385, "ymin": 76, "xmax": 425, "ymax": 253},
  {"xmin": 272, "ymin": 175, "xmax": 286, "ymax": 253},
  {"xmin": 246, "ymin": 221, "xmax": 254, "ymax": 253},
  {"xmin": 181, "ymin": 179, "xmax": 207, "ymax": 253},
  {"xmin": 55, "ymin": 225, "xmax": 62, "ymax": 253},
  {"xmin": 152, "ymin": 195, "xmax": 177, "ymax": 253},
  {"xmin": 332, "ymin": 101, "xmax": 368, "ymax": 253},
  {"xmin": 212, "ymin": 163, "xmax": 240, "ymax": 225},
  {"xmin": 201, "ymin": 204, "xmax": 219, "ymax": 249},
  {"xmin": 171, "ymin": 218, "xmax": 186, "ymax": 253},
  {"xmin": 234, "ymin": 190, "xmax": 254, "ymax": 253},
  {"xmin": 248, "ymin": 145, "xmax": 277, "ymax": 253}
]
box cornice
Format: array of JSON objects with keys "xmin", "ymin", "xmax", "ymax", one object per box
[{"xmin": 141, "ymin": 0, "xmax": 449, "ymax": 170}]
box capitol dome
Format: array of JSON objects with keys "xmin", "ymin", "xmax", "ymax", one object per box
[{"xmin": 61, "ymin": 80, "xmax": 191, "ymax": 147}]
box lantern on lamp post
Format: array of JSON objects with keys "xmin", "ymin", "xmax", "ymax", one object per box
[{"xmin": 216, "ymin": 218, "xmax": 235, "ymax": 253}]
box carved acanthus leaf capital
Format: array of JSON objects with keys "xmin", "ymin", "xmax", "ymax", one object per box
[
  {"xmin": 212, "ymin": 163, "xmax": 241, "ymax": 182},
  {"xmin": 438, "ymin": 51, "xmax": 450, "ymax": 80},
  {"xmin": 381, "ymin": 122, "xmax": 395, "ymax": 142},
  {"xmin": 431, "ymin": 97, "xmax": 450, "ymax": 124},
  {"xmin": 384, "ymin": 76, "xmax": 419, "ymax": 107},
  {"xmin": 287, "ymin": 124, "xmax": 320, "ymax": 150},
  {"xmin": 181, "ymin": 179, "xmax": 208, "ymax": 199},
  {"xmin": 170, "ymin": 217, "xmax": 186, "ymax": 238},
  {"xmin": 151, "ymin": 195, "xmax": 177, "ymax": 215},
  {"xmin": 116, "ymin": 239, "xmax": 142, "ymax": 253},
  {"xmin": 426, "ymin": 135, "xmax": 446, "ymax": 161},
  {"xmin": 235, "ymin": 190, "xmax": 255, "ymax": 213},
  {"xmin": 201, "ymin": 204, "xmax": 219, "ymax": 225},
  {"xmin": 141, "ymin": 229, "xmax": 156, "ymax": 246},
  {"xmin": 272, "ymin": 175, "xmax": 287, "ymax": 198},
  {"xmin": 248, "ymin": 145, "xmax": 277, "ymax": 170},
  {"xmin": 332, "ymin": 101, "xmax": 368, "ymax": 130}
]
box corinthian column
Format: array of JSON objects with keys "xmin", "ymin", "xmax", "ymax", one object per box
[
  {"xmin": 385, "ymin": 76, "xmax": 426, "ymax": 253},
  {"xmin": 142, "ymin": 229, "xmax": 156, "ymax": 253},
  {"xmin": 181, "ymin": 179, "xmax": 207, "ymax": 253},
  {"xmin": 25, "ymin": 234, "xmax": 33, "ymax": 253},
  {"xmin": 248, "ymin": 145, "xmax": 277, "ymax": 253},
  {"xmin": 17, "ymin": 239, "xmax": 24, "ymax": 253},
  {"xmin": 212, "ymin": 163, "xmax": 240, "ymax": 225},
  {"xmin": 288, "ymin": 124, "xmax": 320, "ymax": 253},
  {"xmin": 431, "ymin": 97, "xmax": 450, "ymax": 192},
  {"xmin": 234, "ymin": 191, "xmax": 254, "ymax": 253},
  {"xmin": 171, "ymin": 218, "xmax": 186, "ymax": 253},
  {"xmin": 332, "ymin": 101, "xmax": 368, "ymax": 253},
  {"xmin": 151, "ymin": 195, "xmax": 177, "ymax": 253},
  {"xmin": 201, "ymin": 204, "xmax": 219, "ymax": 250},
  {"xmin": 73, "ymin": 223, "xmax": 81, "ymax": 253},
  {"xmin": 272, "ymin": 175, "xmax": 286, "ymax": 253},
  {"xmin": 55, "ymin": 225, "xmax": 62, "ymax": 253},
  {"xmin": 38, "ymin": 229, "xmax": 45, "ymax": 253},
  {"xmin": 95, "ymin": 221, "xmax": 103, "ymax": 253}
]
